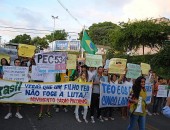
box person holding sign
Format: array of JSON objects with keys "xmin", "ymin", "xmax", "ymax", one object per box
[
  {"xmin": 4, "ymin": 59, "xmax": 23, "ymax": 119},
  {"xmin": 127, "ymin": 76, "xmax": 147, "ymax": 130},
  {"xmin": 152, "ymin": 77, "xmax": 163, "ymax": 115},
  {"xmin": 74, "ymin": 72, "xmax": 88, "ymax": 123},
  {"xmin": 0, "ymin": 58, "xmax": 10, "ymax": 78},
  {"xmin": 90, "ymin": 66, "xmax": 105, "ymax": 123}
]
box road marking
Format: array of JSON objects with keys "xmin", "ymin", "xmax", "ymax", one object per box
[
  {"xmin": 25, "ymin": 114, "xmax": 37, "ymax": 130},
  {"xmin": 146, "ymin": 124, "xmax": 159, "ymax": 130}
]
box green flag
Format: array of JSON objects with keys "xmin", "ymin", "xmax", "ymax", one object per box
[{"xmin": 81, "ymin": 31, "xmax": 98, "ymax": 54}]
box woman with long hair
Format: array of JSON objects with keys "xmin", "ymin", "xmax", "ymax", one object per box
[{"xmin": 128, "ymin": 76, "xmax": 147, "ymax": 130}]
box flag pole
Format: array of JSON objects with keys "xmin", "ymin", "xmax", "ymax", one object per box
[{"xmin": 81, "ymin": 25, "xmax": 85, "ymax": 58}]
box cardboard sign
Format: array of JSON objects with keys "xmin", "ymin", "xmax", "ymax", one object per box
[
  {"xmin": 30, "ymin": 65, "xmax": 44, "ymax": 81},
  {"xmin": 85, "ymin": 54, "xmax": 102, "ymax": 67},
  {"xmin": 35, "ymin": 52, "xmax": 67, "ymax": 73},
  {"xmin": 3, "ymin": 66, "xmax": 29, "ymax": 82},
  {"xmin": 141, "ymin": 63, "xmax": 151, "ymax": 75},
  {"xmin": 108, "ymin": 58, "xmax": 127, "ymax": 74},
  {"xmin": 157, "ymin": 85, "xmax": 168, "ymax": 97},
  {"xmin": 18, "ymin": 44, "xmax": 36, "ymax": 58},
  {"xmin": 66, "ymin": 54, "xmax": 77, "ymax": 69},
  {"xmin": 126, "ymin": 63, "xmax": 141, "ymax": 79}
]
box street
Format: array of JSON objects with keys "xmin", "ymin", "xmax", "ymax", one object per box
[{"xmin": 0, "ymin": 105, "xmax": 169, "ymax": 130}]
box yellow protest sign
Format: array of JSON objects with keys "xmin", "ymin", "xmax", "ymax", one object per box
[
  {"xmin": 66, "ymin": 54, "xmax": 77, "ymax": 69},
  {"xmin": 108, "ymin": 58, "xmax": 127, "ymax": 74},
  {"xmin": 141, "ymin": 63, "xmax": 151, "ymax": 75},
  {"xmin": 18, "ymin": 44, "xmax": 36, "ymax": 58},
  {"xmin": 0, "ymin": 54, "xmax": 10, "ymax": 66}
]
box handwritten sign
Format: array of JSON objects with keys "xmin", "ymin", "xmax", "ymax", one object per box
[
  {"xmin": 30, "ymin": 65, "xmax": 44, "ymax": 81},
  {"xmin": 126, "ymin": 63, "xmax": 141, "ymax": 79},
  {"xmin": 108, "ymin": 58, "xmax": 127, "ymax": 74},
  {"xmin": 35, "ymin": 52, "xmax": 67, "ymax": 73},
  {"xmin": 99, "ymin": 82, "xmax": 152, "ymax": 108},
  {"xmin": 104, "ymin": 60, "xmax": 110, "ymax": 69},
  {"xmin": 18, "ymin": 44, "xmax": 36, "ymax": 58},
  {"xmin": 157, "ymin": 85, "xmax": 168, "ymax": 97},
  {"xmin": 66, "ymin": 54, "xmax": 77, "ymax": 69},
  {"xmin": 3, "ymin": 66, "xmax": 29, "ymax": 82},
  {"xmin": 141, "ymin": 63, "xmax": 151, "ymax": 75},
  {"xmin": 0, "ymin": 79, "xmax": 92, "ymax": 106},
  {"xmin": 85, "ymin": 54, "xmax": 102, "ymax": 67}
]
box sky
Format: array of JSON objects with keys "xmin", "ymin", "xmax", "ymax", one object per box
[{"xmin": 0, "ymin": 0, "xmax": 170, "ymax": 43}]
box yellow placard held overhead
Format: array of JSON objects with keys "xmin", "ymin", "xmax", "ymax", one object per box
[
  {"xmin": 140, "ymin": 63, "xmax": 151, "ymax": 75},
  {"xmin": 108, "ymin": 58, "xmax": 127, "ymax": 74},
  {"xmin": 66, "ymin": 54, "xmax": 77, "ymax": 69},
  {"xmin": 0, "ymin": 54, "xmax": 10, "ymax": 65},
  {"xmin": 18, "ymin": 44, "xmax": 36, "ymax": 58}
]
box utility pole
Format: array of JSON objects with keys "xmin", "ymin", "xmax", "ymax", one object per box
[{"xmin": 52, "ymin": 15, "xmax": 58, "ymax": 51}]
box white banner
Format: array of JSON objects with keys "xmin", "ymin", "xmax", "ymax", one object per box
[
  {"xmin": 99, "ymin": 82, "xmax": 152, "ymax": 108},
  {"xmin": 157, "ymin": 85, "xmax": 168, "ymax": 97},
  {"xmin": 35, "ymin": 52, "xmax": 67, "ymax": 73},
  {"xmin": 0, "ymin": 80, "xmax": 92, "ymax": 106},
  {"xmin": 3, "ymin": 66, "xmax": 29, "ymax": 82}
]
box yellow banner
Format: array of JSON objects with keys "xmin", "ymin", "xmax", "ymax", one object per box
[
  {"xmin": 18, "ymin": 44, "xmax": 36, "ymax": 58},
  {"xmin": 0, "ymin": 54, "xmax": 10, "ymax": 65},
  {"xmin": 141, "ymin": 63, "xmax": 151, "ymax": 75},
  {"xmin": 66, "ymin": 54, "xmax": 77, "ymax": 69},
  {"xmin": 108, "ymin": 58, "xmax": 127, "ymax": 74}
]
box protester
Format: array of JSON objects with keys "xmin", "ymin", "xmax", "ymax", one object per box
[
  {"xmin": 0, "ymin": 58, "xmax": 10, "ymax": 78},
  {"xmin": 152, "ymin": 77, "xmax": 163, "ymax": 115},
  {"xmin": 74, "ymin": 72, "xmax": 88, "ymax": 123},
  {"xmin": 128, "ymin": 76, "xmax": 147, "ymax": 130},
  {"xmin": 102, "ymin": 69, "xmax": 115, "ymax": 121},
  {"xmin": 4, "ymin": 59, "xmax": 23, "ymax": 119},
  {"xmin": 88, "ymin": 67, "xmax": 97, "ymax": 82},
  {"xmin": 90, "ymin": 66, "xmax": 105, "ymax": 123}
]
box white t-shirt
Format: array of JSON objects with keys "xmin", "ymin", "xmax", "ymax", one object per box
[
  {"xmin": 43, "ymin": 73, "xmax": 56, "ymax": 82},
  {"xmin": 88, "ymin": 70, "xmax": 97, "ymax": 82}
]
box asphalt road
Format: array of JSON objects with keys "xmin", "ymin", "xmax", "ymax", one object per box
[{"xmin": 0, "ymin": 104, "xmax": 169, "ymax": 130}]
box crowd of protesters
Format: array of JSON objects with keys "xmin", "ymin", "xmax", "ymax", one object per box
[{"xmin": 0, "ymin": 56, "xmax": 170, "ymax": 130}]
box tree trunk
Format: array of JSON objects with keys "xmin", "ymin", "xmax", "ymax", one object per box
[{"xmin": 143, "ymin": 45, "xmax": 144, "ymax": 55}]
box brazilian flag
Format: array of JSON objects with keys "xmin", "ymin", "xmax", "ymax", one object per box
[{"xmin": 81, "ymin": 31, "xmax": 98, "ymax": 54}]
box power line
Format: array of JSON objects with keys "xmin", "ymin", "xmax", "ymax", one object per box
[{"xmin": 57, "ymin": 0, "xmax": 83, "ymax": 27}]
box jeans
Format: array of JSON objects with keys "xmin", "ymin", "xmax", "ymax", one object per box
[
  {"xmin": 90, "ymin": 93, "xmax": 101, "ymax": 118},
  {"xmin": 128, "ymin": 114, "xmax": 146, "ymax": 130},
  {"xmin": 153, "ymin": 96, "xmax": 162, "ymax": 113}
]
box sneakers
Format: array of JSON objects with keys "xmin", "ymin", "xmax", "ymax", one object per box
[
  {"xmin": 147, "ymin": 111, "xmax": 152, "ymax": 116},
  {"xmin": 4, "ymin": 113, "xmax": 12, "ymax": 119},
  {"xmin": 91, "ymin": 116, "xmax": 95, "ymax": 123},
  {"xmin": 56, "ymin": 108, "xmax": 59, "ymax": 112},
  {"xmin": 15, "ymin": 112, "xmax": 23, "ymax": 119},
  {"xmin": 156, "ymin": 113, "xmax": 159, "ymax": 115},
  {"xmin": 83, "ymin": 118, "xmax": 88, "ymax": 123},
  {"xmin": 103, "ymin": 117, "xmax": 109, "ymax": 121},
  {"xmin": 153, "ymin": 113, "xmax": 157, "ymax": 115},
  {"xmin": 76, "ymin": 117, "xmax": 82, "ymax": 123},
  {"xmin": 109, "ymin": 117, "xmax": 115, "ymax": 120},
  {"xmin": 98, "ymin": 116, "xmax": 104, "ymax": 122},
  {"xmin": 38, "ymin": 113, "xmax": 43, "ymax": 120},
  {"xmin": 63, "ymin": 108, "xmax": 68, "ymax": 112}
]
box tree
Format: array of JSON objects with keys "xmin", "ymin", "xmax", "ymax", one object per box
[
  {"xmin": 78, "ymin": 22, "xmax": 120, "ymax": 46},
  {"xmin": 45, "ymin": 30, "xmax": 67, "ymax": 42},
  {"xmin": 31, "ymin": 36, "xmax": 48, "ymax": 49},
  {"xmin": 111, "ymin": 19, "xmax": 170, "ymax": 54},
  {"xmin": 10, "ymin": 34, "xmax": 31, "ymax": 44},
  {"xmin": 151, "ymin": 44, "xmax": 170, "ymax": 79}
]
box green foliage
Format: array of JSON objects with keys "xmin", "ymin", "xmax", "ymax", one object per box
[
  {"xmin": 150, "ymin": 45, "xmax": 170, "ymax": 79},
  {"xmin": 10, "ymin": 34, "xmax": 31, "ymax": 44},
  {"xmin": 45, "ymin": 30, "xmax": 67, "ymax": 42},
  {"xmin": 31, "ymin": 36, "xmax": 48, "ymax": 49},
  {"xmin": 79, "ymin": 22, "xmax": 120, "ymax": 46},
  {"xmin": 111, "ymin": 19, "xmax": 169, "ymax": 53}
]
